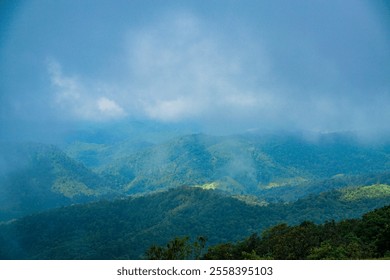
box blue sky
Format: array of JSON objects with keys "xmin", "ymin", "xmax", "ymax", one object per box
[{"xmin": 1, "ymin": 0, "xmax": 390, "ymax": 140}]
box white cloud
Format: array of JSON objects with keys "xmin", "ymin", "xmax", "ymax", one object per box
[
  {"xmin": 44, "ymin": 12, "xmax": 283, "ymax": 130},
  {"xmin": 48, "ymin": 60, "xmax": 82, "ymax": 101},
  {"xmin": 47, "ymin": 59, "xmax": 126, "ymax": 121},
  {"xmin": 44, "ymin": 8, "xmax": 390, "ymax": 135},
  {"xmin": 97, "ymin": 97, "xmax": 126, "ymax": 117},
  {"xmin": 143, "ymin": 97, "xmax": 199, "ymax": 122},
  {"xmin": 123, "ymin": 12, "xmax": 271, "ymax": 125}
]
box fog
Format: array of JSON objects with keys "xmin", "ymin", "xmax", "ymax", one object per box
[{"xmin": 1, "ymin": 0, "xmax": 390, "ymax": 142}]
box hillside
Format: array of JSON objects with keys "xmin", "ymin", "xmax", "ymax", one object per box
[
  {"xmin": 259, "ymin": 171, "xmax": 390, "ymax": 202},
  {"xmin": 204, "ymin": 204, "xmax": 390, "ymax": 260},
  {"xmin": 1, "ymin": 186, "xmax": 389, "ymax": 259},
  {"xmin": 63, "ymin": 121, "xmax": 197, "ymax": 170},
  {"xmin": 101, "ymin": 132, "xmax": 390, "ymax": 198},
  {"xmin": 2, "ymin": 131, "xmax": 390, "ymax": 222},
  {"xmin": 0, "ymin": 142, "xmax": 114, "ymax": 221}
]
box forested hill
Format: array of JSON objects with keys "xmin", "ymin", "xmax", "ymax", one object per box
[
  {"xmin": 204, "ymin": 204, "xmax": 390, "ymax": 260},
  {"xmin": 1, "ymin": 186, "xmax": 389, "ymax": 259},
  {"xmin": 102, "ymin": 132, "xmax": 390, "ymax": 196},
  {"xmin": 2, "ymin": 131, "xmax": 390, "ymax": 221},
  {"xmin": 0, "ymin": 142, "xmax": 114, "ymax": 221},
  {"xmin": 149, "ymin": 204, "xmax": 390, "ymax": 260}
]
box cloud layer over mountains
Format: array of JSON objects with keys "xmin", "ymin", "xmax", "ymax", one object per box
[{"xmin": 1, "ymin": 0, "xmax": 390, "ymax": 140}]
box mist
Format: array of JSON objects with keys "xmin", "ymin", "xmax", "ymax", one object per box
[{"xmin": 1, "ymin": 0, "xmax": 390, "ymax": 143}]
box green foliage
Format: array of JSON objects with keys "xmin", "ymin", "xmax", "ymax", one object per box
[
  {"xmin": 1, "ymin": 186, "xmax": 390, "ymax": 260},
  {"xmin": 3, "ymin": 132, "xmax": 390, "ymax": 221},
  {"xmin": 0, "ymin": 187, "xmax": 270, "ymax": 259},
  {"xmin": 204, "ymin": 205, "xmax": 390, "ymax": 260},
  {"xmin": 0, "ymin": 142, "xmax": 115, "ymax": 221},
  {"xmin": 308, "ymin": 241, "xmax": 351, "ymax": 260},
  {"xmin": 100, "ymin": 132, "xmax": 390, "ymax": 201},
  {"xmin": 202, "ymin": 243, "xmax": 236, "ymax": 260},
  {"xmin": 52, "ymin": 178, "xmax": 95, "ymax": 198},
  {"xmin": 2, "ymin": 131, "xmax": 390, "ymax": 259},
  {"xmin": 341, "ymin": 184, "xmax": 390, "ymax": 201},
  {"xmin": 145, "ymin": 236, "xmax": 207, "ymax": 260}
]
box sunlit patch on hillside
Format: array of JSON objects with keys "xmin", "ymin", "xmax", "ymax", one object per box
[
  {"xmin": 341, "ymin": 184, "xmax": 390, "ymax": 201},
  {"xmin": 232, "ymin": 195, "xmax": 269, "ymax": 207},
  {"xmin": 52, "ymin": 178, "xmax": 96, "ymax": 198},
  {"xmin": 194, "ymin": 182, "xmax": 219, "ymax": 190},
  {"xmin": 259, "ymin": 176, "xmax": 309, "ymax": 189}
]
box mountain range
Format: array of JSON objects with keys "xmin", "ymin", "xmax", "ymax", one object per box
[
  {"xmin": 1, "ymin": 126, "xmax": 390, "ymax": 259},
  {"xmin": 102, "ymin": 132, "xmax": 390, "ymax": 198},
  {"xmin": 1, "ymin": 185, "xmax": 390, "ymax": 259}
]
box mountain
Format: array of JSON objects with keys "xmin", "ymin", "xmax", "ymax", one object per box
[
  {"xmin": 1, "ymin": 185, "xmax": 389, "ymax": 259},
  {"xmin": 63, "ymin": 120, "xmax": 199, "ymax": 170},
  {"xmin": 0, "ymin": 142, "xmax": 114, "ymax": 221},
  {"xmin": 101, "ymin": 132, "xmax": 390, "ymax": 198},
  {"xmin": 258, "ymin": 171, "xmax": 390, "ymax": 202},
  {"xmin": 2, "ymin": 131, "xmax": 390, "ymax": 222},
  {"xmin": 204, "ymin": 204, "xmax": 390, "ymax": 260}
]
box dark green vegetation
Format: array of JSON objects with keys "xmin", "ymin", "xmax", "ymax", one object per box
[
  {"xmin": 2, "ymin": 131, "xmax": 390, "ymax": 222},
  {"xmin": 145, "ymin": 236, "xmax": 207, "ymax": 260},
  {"xmin": 1, "ymin": 128, "xmax": 390, "ymax": 259},
  {"xmin": 63, "ymin": 121, "xmax": 196, "ymax": 170},
  {"xmin": 0, "ymin": 142, "xmax": 114, "ymax": 221},
  {"xmin": 203, "ymin": 205, "xmax": 390, "ymax": 260},
  {"xmin": 0, "ymin": 186, "xmax": 389, "ymax": 259},
  {"xmin": 101, "ymin": 132, "xmax": 390, "ymax": 198}
]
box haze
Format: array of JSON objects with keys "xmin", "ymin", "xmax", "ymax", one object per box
[{"xmin": 1, "ymin": 0, "xmax": 390, "ymax": 142}]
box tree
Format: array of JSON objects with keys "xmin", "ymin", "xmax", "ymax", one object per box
[{"xmin": 145, "ymin": 236, "xmax": 207, "ymax": 260}]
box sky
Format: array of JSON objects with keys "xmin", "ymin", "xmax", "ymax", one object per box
[{"xmin": 1, "ymin": 0, "xmax": 390, "ymax": 141}]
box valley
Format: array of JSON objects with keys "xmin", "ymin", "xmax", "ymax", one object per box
[{"xmin": 1, "ymin": 128, "xmax": 390, "ymax": 259}]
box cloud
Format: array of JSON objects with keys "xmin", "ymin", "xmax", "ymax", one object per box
[
  {"xmin": 123, "ymin": 12, "xmax": 273, "ymax": 126},
  {"xmin": 37, "ymin": 4, "xmax": 389, "ymax": 136},
  {"xmin": 47, "ymin": 60, "xmax": 126, "ymax": 121},
  {"xmin": 97, "ymin": 97, "xmax": 125, "ymax": 117},
  {"xmin": 143, "ymin": 98, "xmax": 197, "ymax": 122}
]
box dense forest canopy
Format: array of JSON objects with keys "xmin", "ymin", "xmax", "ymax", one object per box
[
  {"xmin": 2, "ymin": 131, "xmax": 390, "ymax": 222},
  {"xmin": 1, "ymin": 186, "xmax": 389, "ymax": 260},
  {"xmin": 1, "ymin": 130, "xmax": 390, "ymax": 260}
]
